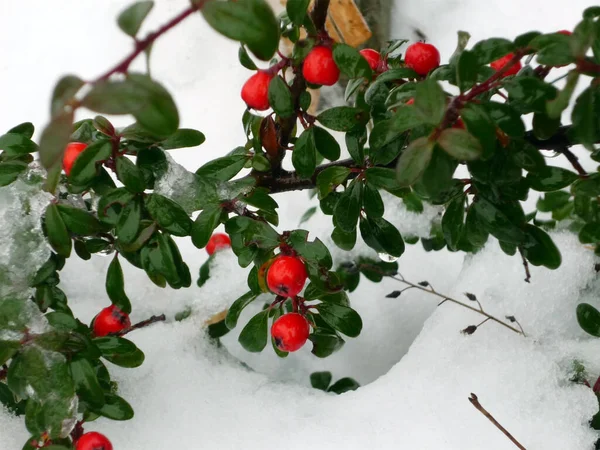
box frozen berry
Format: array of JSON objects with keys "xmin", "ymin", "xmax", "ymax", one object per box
[
  {"xmin": 557, "ymin": 30, "xmax": 572, "ymax": 36},
  {"xmin": 76, "ymin": 432, "xmax": 113, "ymax": 450},
  {"xmin": 404, "ymin": 42, "xmax": 440, "ymax": 75},
  {"xmin": 63, "ymin": 142, "xmax": 87, "ymax": 177},
  {"xmin": 271, "ymin": 313, "xmax": 310, "ymax": 352},
  {"xmin": 302, "ymin": 46, "xmax": 340, "ymax": 86},
  {"xmin": 241, "ymin": 71, "xmax": 272, "ymax": 111},
  {"xmin": 359, "ymin": 48, "xmax": 381, "ymax": 71},
  {"xmin": 490, "ymin": 53, "xmax": 522, "ymax": 77},
  {"xmin": 93, "ymin": 305, "xmax": 131, "ymax": 337},
  {"xmin": 206, "ymin": 233, "xmax": 231, "ymax": 255},
  {"xmin": 266, "ymin": 255, "xmax": 307, "ymax": 297}
]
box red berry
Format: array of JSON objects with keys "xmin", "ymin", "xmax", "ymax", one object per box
[
  {"xmin": 266, "ymin": 255, "xmax": 307, "ymax": 297},
  {"xmin": 558, "ymin": 30, "xmax": 572, "ymax": 36},
  {"xmin": 206, "ymin": 233, "xmax": 231, "ymax": 255},
  {"xmin": 404, "ymin": 42, "xmax": 440, "ymax": 75},
  {"xmin": 271, "ymin": 313, "xmax": 310, "ymax": 352},
  {"xmin": 241, "ymin": 71, "xmax": 272, "ymax": 111},
  {"xmin": 62, "ymin": 142, "xmax": 87, "ymax": 177},
  {"xmin": 302, "ymin": 46, "xmax": 340, "ymax": 86},
  {"xmin": 93, "ymin": 305, "xmax": 131, "ymax": 337},
  {"xmin": 359, "ymin": 48, "xmax": 380, "ymax": 71},
  {"xmin": 490, "ymin": 53, "xmax": 522, "ymax": 77},
  {"xmin": 76, "ymin": 432, "xmax": 113, "ymax": 450},
  {"xmin": 406, "ymin": 98, "xmax": 415, "ymax": 105}
]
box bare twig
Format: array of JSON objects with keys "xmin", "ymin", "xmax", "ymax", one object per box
[
  {"xmin": 468, "ymin": 393, "xmax": 527, "ymax": 450},
  {"xmin": 518, "ymin": 248, "xmax": 531, "ymax": 283},
  {"xmin": 114, "ymin": 314, "xmax": 166, "ymax": 336}
]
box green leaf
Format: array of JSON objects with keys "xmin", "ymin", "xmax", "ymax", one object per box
[
  {"xmin": 369, "ymin": 107, "xmax": 422, "ymax": 150},
  {"xmin": 437, "ymin": 128, "xmax": 482, "ymax": 161},
  {"xmin": 299, "ymin": 206, "xmax": 317, "ymax": 225},
  {"xmin": 345, "ymin": 126, "xmax": 367, "ymax": 163},
  {"xmin": 313, "ymin": 126, "xmax": 340, "ymax": 161},
  {"xmin": 93, "ymin": 394, "xmax": 134, "ymax": 420},
  {"xmin": 577, "ymin": 303, "xmax": 600, "ymax": 337},
  {"xmin": 145, "ymin": 194, "xmax": 192, "ymax": 236},
  {"xmin": 69, "ymin": 140, "xmax": 112, "ymax": 185},
  {"xmin": 268, "ymin": 76, "xmax": 294, "ymax": 118},
  {"xmin": 191, "ymin": 205, "xmax": 223, "ymax": 249},
  {"xmin": 471, "ymin": 38, "xmax": 514, "ymax": 65},
  {"xmin": 102, "ymin": 348, "xmax": 145, "ymax": 368},
  {"xmin": 310, "ymin": 371, "xmax": 332, "ymax": 391},
  {"xmin": 202, "ymin": 0, "xmax": 279, "ymax": 61},
  {"xmin": 464, "ymin": 205, "xmax": 489, "ymax": 248},
  {"xmin": 94, "ymin": 336, "xmax": 137, "ymax": 354},
  {"xmin": 238, "ymin": 45, "xmax": 258, "ymax": 70},
  {"xmin": 116, "ymin": 156, "xmax": 145, "ymax": 193},
  {"xmin": 82, "ymin": 74, "xmax": 179, "ymax": 137},
  {"xmin": 484, "ymin": 102, "xmax": 525, "ymax": 138},
  {"xmin": 333, "ymin": 44, "xmax": 372, "ymax": 79},
  {"xmin": 56, "ymin": 204, "xmax": 102, "ymax": 236},
  {"xmin": 317, "ymin": 107, "xmax": 367, "ymax": 132},
  {"xmin": 573, "ymin": 173, "xmax": 600, "ymax": 196},
  {"xmin": 106, "ymin": 255, "xmax": 132, "ymax": 314},
  {"xmin": 520, "ymin": 224, "xmax": 561, "ymax": 269},
  {"xmin": 331, "ymin": 226, "xmax": 356, "ymax": 251},
  {"xmin": 579, "ymin": 222, "xmax": 600, "ymax": 244},
  {"xmin": 286, "ymin": 0, "xmax": 310, "ymax": 25},
  {"xmin": 308, "ymin": 331, "xmax": 345, "ymax": 357},
  {"xmin": 7, "ymin": 122, "xmax": 34, "ymax": 138},
  {"xmin": 159, "ymin": 128, "xmax": 205, "ymax": 150},
  {"xmin": 363, "ymin": 183, "xmax": 384, "ymax": 218},
  {"xmin": 238, "ymin": 309, "xmax": 269, "ymax": 352},
  {"xmin": 526, "ymin": 166, "xmax": 579, "ymax": 192},
  {"xmin": 317, "ymin": 303, "xmax": 362, "ymax": 338},
  {"xmin": 316, "ymin": 166, "xmax": 351, "ymax": 200},
  {"xmin": 359, "ymin": 216, "xmax": 405, "ymax": 257},
  {"xmin": 0, "ymin": 161, "xmax": 27, "ymax": 186},
  {"xmin": 442, "ymin": 195, "xmax": 465, "ymax": 251},
  {"xmin": 547, "ymin": 70, "xmax": 579, "ymax": 119},
  {"xmin": 226, "ymin": 291, "xmax": 258, "ymax": 329},
  {"xmin": 51, "ymin": 75, "xmax": 84, "ymax": 116},
  {"xmin": 414, "ymin": 79, "xmax": 446, "ymax": 125},
  {"xmin": 571, "ymin": 86, "xmax": 600, "ymax": 149},
  {"xmin": 93, "ymin": 115, "xmax": 115, "ymax": 136},
  {"xmin": 287, "ymin": 230, "xmax": 333, "ymax": 269},
  {"xmin": 292, "ymin": 127, "xmax": 317, "ymax": 178},
  {"xmin": 504, "ymin": 77, "xmax": 558, "ymax": 114},
  {"xmin": 328, "ymin": 377, "xmax": 360, "ymax": 394},
  {"xmin": 536, "ymin": 191, "xmax": 571, "ymax": 212},
  {"xmin": 45, "ymin": 204, "xmax": 72, "ymax": 257},
  {"xmin": 460, "ymin": 103, "xmax": 496, "ymax": 158},
  {"xmin": 70, "ymin": 357, "xmax": 105, "ymax": 408},
  {"xmin": 38, "ymin": 111, "xmax": 74, "ymax": 170},
  {"xmin": 118, "ymin": 1, "xmax": 154, "ymax": 37},
  {"xmin": 195, "ymin": 155, "xmax": 247, "ymax": 181},
  {"xmin": 396, "ymin": 137, "xmax": 434, "ymax": 187},
  {"xmin": 456, "ymin": 49, "xmax": 478, "ymax": 92},
  {"xmin": 116, "ymin": 197, "xmax": 142, "ymax": 244},
  {"xmin": 0, "ymin": 133, "xmax": 37, "ymax": 155},
  {"xmin": 472, "ymin": 197, "xmax": 525, "ymax": 244},
  {"xmin": 333, "ymin": 181, "xmax": 362, "ymax": 232}
]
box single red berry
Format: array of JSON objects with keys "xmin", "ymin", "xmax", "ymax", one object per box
[
  {"xmin": 490, "ymin": 53, "xmax": 522, "ymax": 77},
  {"xmin": 406, "ymin": 98, "xmax": 415, "ymax": 105},
  {"xmin": 302, "ymin": 46, "xmax": 340, "ymax": 86},
  {"xmin": 359, "ymin": 48, "xmax": 381, "ymax": 71},
  {"xmin": 271, "ymin": 313, "xmax": 310, "ymax": 352},
  {"xmin": 63, "ymin": 142, "xmax": 87, "ymax": 177},
  {"xmin": 241, "ymin": 71, "xmax": 272, "ymax": 111},
  {"xmin": 404, "ymin": 42, "xmax": 440, "ymax": 75},
  {"xmin": 453, "ymin": 117, "xmax": 466, "ymax": 129},
  {"xmin": 206, "ymin": 233, "xmax": 231, "ymax": 255},
  {"xmin": 93, "ymin": 305, "xmax": 131, "ymax": 337},
  {"xmin": 76, "ymin": 432, "xmax": 113, "ymax": 450},
  {"xmin": 557, "ymin": 30, "xmax": 572, "ymax": 36},
  {"xmin": 266, "ymin": 255, "xmax": 307, "ymax": 297}
]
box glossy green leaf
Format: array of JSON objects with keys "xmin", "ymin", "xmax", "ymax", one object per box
[
  {"xmin": 93, "ymin": 394, "xmax": 134, "ymax": 420},
  {"xmin": 362, "ymin": 183, "xmax": 384, "ymax": 218},
  {"xmin": 526, "ymin": 166, "xmax": 579, "ymax": 192},
  {"xmin": 56, "ymin": 204, "xmax": 102, "ymax": 236},
  {"xmin": 333, "ymin": 181, "xmax": 362, "ymax": 232},
  {"xmin": 191, "ymin": 204, "xmax": 223, "ymax": 249},
  {"xmin": 437, "ymin": 128, "xmax": 482, "ymax": 161},
  {"xmin": 0, "ymin": 162, "xmax": 27, "ymax": 186},
  {"xmin": 0, "ymin": 133, "xmax": 37, "ymax": 155},
  {"xmin": 317, "ymin": 303, "xmax": 362, "ymax": 338},
  {"xmin": 359, "ymin": 215, "xmax": 405, "ymax": 257},
  {"xmin": 442, "ymin": 195, "xmax": 465, "ymax": 251},
  {"xmin": 202, "ymin": 0, "xmax": 279, "ymax": 61},
  {"xmin": 116, "ymin": 156, "xmax": 145, "ymax": 193},
  {"xmin": 396, "ymin": 137, "xmax": 434, "ymax": 187},
  {"xmin": 316, "ymin": 166, "xmax": 350, "ymax": 200},
  {"xmin": 369, "ymin": 107, "xmax": 421, "ymax": 150},
  {"xmin": 160, "ymin": 128, "xmax": 205, "ymax": 150},
  {"xmin": 226, "ymin": 291, "xmax": 259, "ymax": 329},
  {"xmin": 310, "ymin": 371, "xmax": 332, "ymax": 391},
  {"xmin": 102, "ymin": 348, "xmax": 145, "ymax": 368},
  {"xmin": 460, "ymin": 103, "xmax": 496, "ymax": 158},
  {"xmin": 328, "ymin": 377, "xmax": 360, "ymax": 394},
  {"xmin": 414, "ymin": 78, "xmax": 446, "ymax": 125},
  {"xmin": 145, "ymin": 194, "xmax": 192, "ymax": 236},
  {"xmin": 577, "ymin": 303, "xmax": 600, "ymax": 337},
  {"xmin": 106, "ymin": 255, "xmax": 132, "ymax": 314},
  {"xmin": 45, "ymin": 204, "xmax": 72, "ymax": 257},
  {"xmin": 333, "ymin": 43, "xmax": 372, "ymax": 79},
  {"xmin": 8, "ymin": 121, "xmax": 34, "ymax": 138},
  {"xmin": 571, "ymin": 86, "xmax": 600, "ymax": 149},
  {"xmin": 579, "ymin": 222, "xmax": 600, "ymax": 244},
  {"xmin": 313, "ymin": 126, "xmax": 340, "ymax": 161},
  {"xmin": 286, "ymin": 0, "xmax": 310, "ymax": 25},
  {"xmin": 238, "ymin": 308, "xmax": 269, "ymax": 352},
  {"xmin": 520, "ymin": 224, "xmax": 561, "ymax": 269},
  {"xmin": 472, "ymin": 197, "xmax": 525, "ymax": 244},
  {"xmin": 116, "ymin": 197, "xmax": 142, "ymax": 244},
  {"xmin": 504, "ymin": 77, "xmax": 558, "ymax": 114},
  {"xmin": 268, "ymin": 76, "xmax": 294, "ymax": 118},
  {"xmin": 69, "ymin": 140, "xmax": 112, "ymax": 186},
  {"xmin": 471, "ymin": 38, "xmax": 515, "ymax": 65},
  {"xmin": 118, "ymin": 1, "xmax": 154, "ymax": 37},
  {"xmin": 456, "ymin": 49, "xmax": 478, "ymax": 92},
  {"xmin": 484, "ymin": 102, "xmax": 525, "ymax": 138},
  {"xmin": 195, "ymin": 155, "xmax": 247, "ymax": 181},
  {"xmin": 308, "ymin": 331, "xmax": 345, "ymax": 358},
  {"xmin": 331, "ymin": 226, "xmax": 356, "ymax": 251},
  {"xmin": 292, "ymin": 127, "xmax": 317, "ymax": 178},
  {"xmin": 317, "ymin": 107, "xmax": 367, "ymax": 132},
  {"xmin": 38, "ymin": 111, "xmax": 74, "ymax": 170},
  {"xmin": 70, "ymin": 357, "xmax": 105, "ymax": 408}
]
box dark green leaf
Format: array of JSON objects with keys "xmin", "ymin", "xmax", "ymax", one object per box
[
  {"xmin": 363, "ymin": 183, "xmax": 384, "ymax": 218},
  {"xmin": 202, "ymin": 0, "xmax": 279, "ymax": 61},
  {"xmin": 484, "ymin": 102, "xmax": 525, "ymax": 138},
  {"xmin": 0, "ymin": 161, "xmax": 27, "ymax": 186},
  {"xmin": 359, "ymin": 216, "xmax": 405, "ymax": 257},
  {"xmin": 456, "ymin": 49, "xmax": 478, "ymax": 92},
  {"xmin": 333, "ymin": 43, "xmax": 372, "ymax": 79},
  {"xmin": 106, "ymin": 255, "xmax": 132, "ymax": 314},
  {"xmin": 116, "ymin": 156, "xmax": 145, "ymax": 193},
  {"xmin": 345, "ymin": 126, "xmax": 366, "ymax": 163},
  {"xmin": 94, "ymin": 336, "xmax": 137, "ymax": 355},
  {"xmin": 69, "ymin": 140, "xmax": 112, "ymax": 185},
  {"xmin": 308, "ymin": 331, "xmax": 345, "ymax": 358},
  {"xmin": 333, "ymin": 181, "xmax": 362, "ymax": 232},
  {"xmin": 0, "ymin": 133, "xmax": 37, "ymax": 155},
  {"xmin": 38, "ymin": 111, "xmax": 74, "ymax": 170},
  {"xmin": 571, "ymin": 86, "xmax": 600, "ymax": 149},
  {"xmin": 414, "ymin": 78, "xmax": 446, "ymax": 125},
  {"xmin": 70, "ymin": 357, "xmax": 104, "ymax": 408},
  {"xmin": 369, "ymin": 107, "xmax": 421, "ymax": 150},
  {"xmin": 504, "ymin": 77, "xmax": 558, "ymax": 114},
  {"xmin": 93, "ymin": 394, "xmax": 134, "ymax": 420},
  {"xmin": 328, "ymin": 377, "xmax": 360, "ymax": 394},
  {"xmin": 116, "ymin": 197, "xmax": 142, "ymax": 244},
  {"xmin": 579, "ymin": 222, "xmax": 600, "ymax": 244},
  {"xmin": 286, "ymin": 0, "xmax": 310, "ymax": 25},
  {"xmin": 102, "ymin": 348, "xmax": 145, "ymax": 368},
  {"xmin": 51, "ymin": 75, "xmax": 84, "ymax": 116},
  {"xmin": 520, "ymin": 224, "xmax": 561, "ymax": 269},
  {"xmin": 45, "ymin": 204, "xmax": 72, "ymax": 257},
  {"xmin": 437, "ymin": 128, "xmax": 482, "ymax": 161},
  {"xmin": 7, "ymin": 122, "xmax": 34, "ymax": 138},
  {"xmin": 577, "ymin": 303, "xmax": 600, "ymax": 337},
  {"xmin": 268, "ymin": 76, "xmax": 294, "ymax": 118},
  {"xmin": 536, "ymin": 191, "xmax": 571, "ymax": 212},
  {"xmin": 316, "ymin": 166, "xmax": 350, "ymax": 200},
  {"xmin": 317, "ymin": 107, "xmax": 366, "ymax": 132},
  {"xmin": 331, "ymin": 226, "xmax": 356, "ymax": 251},
  {"xmin": 118, "ymin": 1, "xmax": 154, "ymax": 37},
  {"xmin": 195, "ymin": 155, "xmax": 247, "ymax": 181},
  {"xmin": 317, "ymin": 303, "xmax": 362, "ymax": 337},
  {"xmin": 191, "ymin": 204, "xmax": 223, "ymax": 249},
  {"xmin": 472, "ymin": 197, "xmax": 525, "ymax": 244},
  {"xmin": 532, "ymin": 111, "xmax": 560, "ymax": 140},
  {"xmin": 56, "ymin": 204, "xmax": 102, "ymax": 236},
  {"xmin": 526, "ymin": 166, "xmax": 579, "ymax": 192},
  {"xmin": 547, "ymin": 70, "xmax": 579, "ymax": 119},
  {"xmin": 238, "ymin": 45, "xmax": 258, "ymax": 70},
  {"xmin": 460, "ymin": 103, "xmax": 496, "ymax": 158},
  {"xmin": 471, "ymin": 38, "xmax": 514, "ymax": 65},
  {"xmin": 310, "ymin": 371, "xmax": 332, "ymax": 391},
  {"xmin": 442, "ymin": 195, "xmax": 465, "ymax": 251},
  {"xmin": 145, "ymin": 194, "xmax": 192, "ymax": 236},
  {"xmin": 160, "ymin": 128, "xmax": 205, "ymax": 150},
  {"xmin": 292, "ymin": 127, "xmax": 317, "ymax": 178},
  {"xmin": 238, "ymin": 309, "xmax": 269, "ymax": 352},
  {"xmin": 396, "ymin": 137, "xmax": 434, "ymax": 187},
  {"xmin": 313, "ymin": 126, "xmax": 341, "ymax": 161},
  {"xmin": 226, "ymin": 291, "xmax": 258, "ymax": 329}
]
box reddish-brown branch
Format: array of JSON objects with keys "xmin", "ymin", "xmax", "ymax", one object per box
[
  {"xmin": 94, "ymin": 3, "xmax": 203, "ymax": 83},
  {"xmin": 114, "ymin": 314, "xmax": 166, "ymax": 336}
]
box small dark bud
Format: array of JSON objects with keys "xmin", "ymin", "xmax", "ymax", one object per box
[
  {"xmin": 595, "ymin": 263, "xmax": 600, "ymax": 273},
  {"xmin": 386, "ymin": 290, "xmax": 402, "ymax": 298},
  {"xmin": 418, "ymin": 281, "xmax": 429, "ymax": 287},
  {"xmin": 505, "ymin": 315, "xmax": 516, "ymax": 323},
  {"xmin": 461, "ymin": 325, "xmax": 478, "ymax": 335},
  {"xmin": 464, "ymin": 292, "xmax": 477, "ymax": 301}
]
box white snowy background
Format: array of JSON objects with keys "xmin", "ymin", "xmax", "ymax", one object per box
[{"xmin": 2, "ymin": 0, "xmax": 600, "ymax": 448}]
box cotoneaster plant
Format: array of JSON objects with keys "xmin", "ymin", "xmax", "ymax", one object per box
[{"xmin": 2, "ymin": 0, "xmax": 600, "ymax": 448}]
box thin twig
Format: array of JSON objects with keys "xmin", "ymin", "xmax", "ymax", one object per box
[
  {"xmin": 518, "ymin": 248, "xmax": 531, "ymax": 283},
  {"xmin": 115, "ymin": 314, "xmax": 166, "ymax": 336},
  {"xmin": 468, "ymin": 393, "xmax": 527, "ymax": 450}
]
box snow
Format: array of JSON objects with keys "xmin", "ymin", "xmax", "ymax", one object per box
[{"xmin": 2, "ymin": 0, "xmax": 600, "ymax": 449}]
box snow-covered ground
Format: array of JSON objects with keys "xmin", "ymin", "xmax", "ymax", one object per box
[{"xmin": 2, "ymin": 0, "xmax": 600, "ymax": 448}]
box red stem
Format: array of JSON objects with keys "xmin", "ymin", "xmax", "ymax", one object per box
[{"xmin": 94, "ymin": 3, "xmax": 203, "ymax": 83}]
